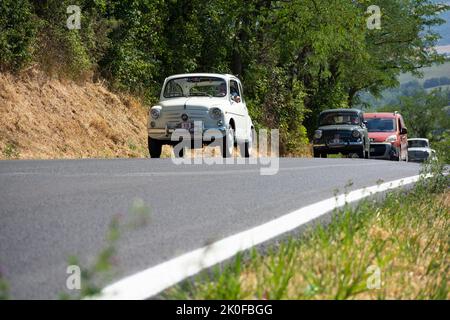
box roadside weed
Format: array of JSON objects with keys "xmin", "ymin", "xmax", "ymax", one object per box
[
  {"xmin": 165, "ymin": 162, "xmax": 449, "ymax": 299},
  {"xmin": 2, "ymin": 142, "xmax": 19, "ymax": 159},
  {"xmin": 61, "ymin": 199, "xmax": 151, "ymax": 299}
]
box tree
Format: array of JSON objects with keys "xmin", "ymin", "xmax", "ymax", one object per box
[
  {"xmin": 381, "ymin": 89, "xmax": 449, "ymax": 139},
  {"xmin": 99, "ymin": 0, "xmax": 166, "ymax": 97},
  {"xmin": 349, "ymin": 0, "xmax": 449, "ymax": 102}
]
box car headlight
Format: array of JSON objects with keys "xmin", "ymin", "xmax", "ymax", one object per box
[
  {"xmin": 209, "ymin": 107, "xmax": 223, "ymax": 120},
  {"xmin": 352, "ymin": 130, "xmax": 360, "ymax": 138},
  {"xmin": 314, "ymin": 130, "xmax": 322, "ymax": 139},
  {"xmin": 150, "ymin": 107, "xmax": 161, "ymax": 119},
  {"xmin": 385, "ymin": 135, "xmax": 397, "ymax": 143}
]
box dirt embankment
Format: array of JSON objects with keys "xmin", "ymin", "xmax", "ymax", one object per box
[{"xmin": 0, "ymin": 70, "xmax": 149, "ymax": 159}]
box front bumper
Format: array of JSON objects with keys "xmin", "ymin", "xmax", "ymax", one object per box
[
  {"xmin": 148, "ymin": 125, "xmax": 227, "ymax": 142},
  {"xmin": 408, "ymin": 151, "xmax": 429, "ymax": 163},
  {"xmin": 313, "ymin": 142, "xmax": 364, "ymax": 154},
  {"xmin": 369, "ymin": 143, "xmax": 398, "ymax": 160}
]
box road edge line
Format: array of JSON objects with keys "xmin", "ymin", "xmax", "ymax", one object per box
[{"xmin": 96, "ymin": 174, "xmax": 427, "ymax": 300}]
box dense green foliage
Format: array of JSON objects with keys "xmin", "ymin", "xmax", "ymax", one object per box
[
  {"xmin": 0, "ymin": 0, "xmax": 36, "ymax": 71},
  {"xmin": 1, "ymin": 0, "xmax": 448, "ymax": 153}
]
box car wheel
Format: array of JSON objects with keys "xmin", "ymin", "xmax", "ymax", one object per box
[
  {"xmin": 391, "ymin": 147, "xmax": 400, "ymax": 161},
  {"xmin": 357, "ymin": 148, "xmax": 365, "ymax": 159},
  {"xmin": 313, "ymin": 150, "xmax": 321, "ymax": 158},
  {"xmin": 221, "ymin": 126, "xmax": 235, "ymax": 158},
  {"xmin": 148, "ymin": 137, "xmax": 162, "ymax": 158},
  {"xmin": 240, "ymin": 128, "xmax": 254, "ymax": 158}
]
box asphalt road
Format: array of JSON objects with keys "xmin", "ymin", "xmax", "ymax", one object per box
[{"xmin": 0, "ymin": 158, "xmax": 422, "ymax": 299}]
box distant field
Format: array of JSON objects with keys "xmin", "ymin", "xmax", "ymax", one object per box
[{"xmin": 399, "ymin": 61, "xmax": 450, "ymax": 84}]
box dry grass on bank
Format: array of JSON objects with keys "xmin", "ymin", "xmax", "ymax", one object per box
[{"xmin": 0, "ymin": 69, "xmax": 149, "ymax": 160}]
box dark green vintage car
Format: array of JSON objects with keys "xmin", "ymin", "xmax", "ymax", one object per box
[{"xmin": 313, "ymin": 109, "xmax": 370, "ymax": 158}]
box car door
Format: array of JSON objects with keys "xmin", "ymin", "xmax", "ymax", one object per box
[
  {"xmin": 238, "ymin": 81, "xmax": 252, "ymax": 139},
  {"xmin": 360, "ymin": 113, "xmax": 369, "ymax": 151},
  {"xmin": 398, "ymin": 116, "xmax": 408, "ymax": 159},
  {"xmin": 228, "ymin": 79, "xmax": 246, "ymax": 140}
]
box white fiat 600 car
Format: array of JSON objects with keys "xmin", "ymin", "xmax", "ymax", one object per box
[
  {"xmin": 407, "ymin": 138, "xmax": 436, "ymax": 163},
  {"xmin": 148, "ymin": 73, "xmax": 254, "ymax": 158}
]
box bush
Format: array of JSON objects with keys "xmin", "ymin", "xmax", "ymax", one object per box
[
  {"xmin": 432, "ymin": 132, "xmax": 450, "ymax": 164},
  {"xmin": 0, "ymin": 0, "xmax": 36, "ymax": 72},
  {"xmin": 35, "ymin": 23, "xmax": 92, "ymax": 79},
  {"xmin": 31, "ymin": 0, "xmax": 101, "ymax": 80},
  {"xmin": 99, "ymin": 0, "xmax": 166, "ymax": 99},
  {"xmin": 245, "ymin": 66, "xmax": 310, "ymax": 156}
]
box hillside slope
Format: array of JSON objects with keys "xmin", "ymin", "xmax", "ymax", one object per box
[{"xmin": 0, "ymin": 70, "xmax": 149, "ymax": 159}]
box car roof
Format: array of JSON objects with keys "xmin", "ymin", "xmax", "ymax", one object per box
[
  {"xmin": 364, "ymin": 112, "xmax": 400, "ymax": 119},
  {"xmin": 320, "ymin": 108, "xmax": 362, "ymax": 115},
  {"xmin": 164, "ymin": 73, "xmax": 239, "ymax": 81}
]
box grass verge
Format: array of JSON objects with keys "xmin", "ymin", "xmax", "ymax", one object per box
[{"xmin": 164, "ymin": 163, "xmax": 449, "ymax": 300}]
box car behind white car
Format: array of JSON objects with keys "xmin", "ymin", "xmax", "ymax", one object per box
[{"xmin": 407, "ymin": 138, "xmax": 436, "ymax": 162}]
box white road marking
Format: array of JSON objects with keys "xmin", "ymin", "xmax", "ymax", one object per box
[{"xmin": 95, "ymin": 174, "xmax": 426, "ymax": 299}]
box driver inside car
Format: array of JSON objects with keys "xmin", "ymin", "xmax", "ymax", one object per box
[
  {"xmin": 351, "ymin": 116, "xmax": 359, "ymax": 125},
  {"xmin": 216, "ymin": 82, "xmax": 227, "ymax": 97}
]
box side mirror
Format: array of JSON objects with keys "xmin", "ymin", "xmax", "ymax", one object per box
[
  {"xmin": 401, "ymin": 128, "xmax": 408, "ymax": 135},
  {"xmin": 234, "ymin": 96, "xmax": 241, "ymax": 103},
  {"xmin": 362, "ymin": 120, "xmax": 368, "ymax": 127}
]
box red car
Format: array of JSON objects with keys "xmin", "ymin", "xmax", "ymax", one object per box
[{"xmin": 364, "ymin": 112, "xmax": 408, "ymax": 161}]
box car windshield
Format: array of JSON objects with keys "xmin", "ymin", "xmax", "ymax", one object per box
[
  {"xmin": 163, "ymin": 76, "xmax": 227, "ymax": 98},
  {"xmin": 319, "ymin": 112, "xmax": 360, "ymax": 126},
  {"xmin": 366, "ymin": 118, "xmax": 396, "ymax": 132},
  {"xmin": 408, "ymin": 140, "xmax": 428, "ymax": 148}
]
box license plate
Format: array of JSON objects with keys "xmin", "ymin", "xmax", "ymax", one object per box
[
  {"xmin": 329, "ymin": 139, "xmax": 343, "ymax": 145},
  {"xmin": 370, "ymin": 148, "xmax": 375, "ymax": 153},
  {"xmin": 181, "ymin": 122, "xmax": 192, "ymax": 130}
]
